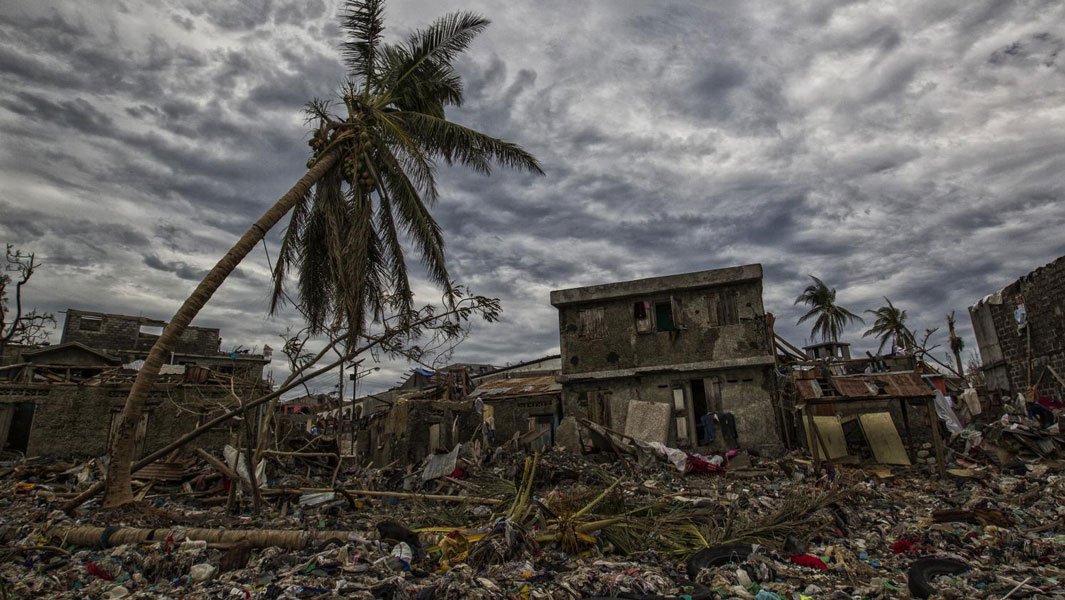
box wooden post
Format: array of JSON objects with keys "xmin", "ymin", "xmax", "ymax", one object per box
[
  {"xmin": 1026, "ymin": 326, "xmax": 1033, "ymax": 388},
  {"xmin": 925, "ymin": 397, "xmax": 948, "ymax": 478},
  {"xmin": 899, "ymin": 398, "xmax": 915, "ymax": 461},
  {"xmin": 803, "ymin": 404, "xmax": 821, "ymax": 472}
]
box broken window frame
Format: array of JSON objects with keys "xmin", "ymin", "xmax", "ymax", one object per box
[
  {"xmin": 709, "ymin": 288, "xmax": 740, "ymax": 327},
  {"xmin": 634, "ymin": 301, "xmax": 653, "ymax": 334},
  {"xmin": 78, "ymin": 315, "xmax": 103, "ymax": 332}
]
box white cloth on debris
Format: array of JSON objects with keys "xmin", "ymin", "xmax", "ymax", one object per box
[
  {"xmin": 646, "ymin": 441, "xmax": 688, "ymax": 472},
  {"xmin": 933, "ymin": 391, "xmax": 964, "ymax": 434},
  {"xmin": 960, "ymin": 387, "xmax": 982, "ymax": 417}
]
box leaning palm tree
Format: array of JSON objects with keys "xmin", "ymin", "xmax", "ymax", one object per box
[
  {"xmin": 794, "ymin": 275, "xmax": 863, "ymax": 343},
  {"xmin": 863, "ymin": 297, "xmax": 916, "ymax": 353},
  {"xmin": 101, "ymin": 0, "xmax": 542, "ymax": 508}
]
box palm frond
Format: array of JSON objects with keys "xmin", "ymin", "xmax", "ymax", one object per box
[
  {"xmin": 394, "ymin": 111, "xmax": 544, "ymax": 175},
  {"xmin": 341, "ymin": 0, "xmax": 386, "ymax": 88},
  {"xmin": 376, "ymin": 144, "xmax": 452, "ymax": 295},
  {"xmin": 384, "ymin": 12, "xmax": 490, "ymax": 101}
]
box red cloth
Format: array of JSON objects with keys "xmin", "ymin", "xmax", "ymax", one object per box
[
  {"xmin": 1037, "ymin": 394, "xmax": 1064, "ymax": 410},
  {"xmin": 789, "ymin": 554, "xmax": 828, "ymax": 570},
  {"xmin": 85, "ymin": 562, "xmax": 114, "ymax": 581},
  {"xmin": 684, "ymin": 453, "xmax": 723, "ymax": 475},
  {"xmin": 892, "ymin": 536, "xmax": 933, "ymax": 555}
]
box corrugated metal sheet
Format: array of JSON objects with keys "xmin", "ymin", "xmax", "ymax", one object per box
[
  {"xmin": 794, "ymin": 371, "xmax": 934, "ymax": 400},
  {"xmin": 836, "ymin": 372, "xmax": 934, "ymax": 398},
  {"xmin": 468, "ymin": 374, "xmax": 561, "ymax": 399}
]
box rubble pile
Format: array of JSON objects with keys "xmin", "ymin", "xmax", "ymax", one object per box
[{"xmin": 1, "ymin": 438, "xmax": 1063, "ymax": 598}]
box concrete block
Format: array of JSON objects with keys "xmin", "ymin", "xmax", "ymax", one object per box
[
  {"xmin": 623, "ymin": 400, "xmax": 671, "ymax": 444},
  {"xmin": 554, "ymin": 416, "xmax": 582, "ymax": 452}
]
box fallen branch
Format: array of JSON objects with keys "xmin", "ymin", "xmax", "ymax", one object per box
[{"xmin": 194, "ymin": 448, "xmax": 240, "ymax": 482}]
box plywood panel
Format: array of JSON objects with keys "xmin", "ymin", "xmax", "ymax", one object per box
[
  {"xmin": 803, "ymin": 415, "xmax": 848, "ymax": 459},
  {"xmin": 858, "ymin": 412, "xmax": 911, "ymax": 465}
]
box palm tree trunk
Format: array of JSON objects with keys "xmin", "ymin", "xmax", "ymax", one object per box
[{"xmin": 101, "ymin": 153, "xmax": 338, "ymax": 508}]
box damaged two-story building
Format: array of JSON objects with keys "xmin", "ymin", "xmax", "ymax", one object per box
[
  {"xmin": 550, "ymin": 264, "xmax": 784, "ymax": 455},
  {"xmin": 0, "ymin": 309, "xmax": 270, "ymax": 458}
]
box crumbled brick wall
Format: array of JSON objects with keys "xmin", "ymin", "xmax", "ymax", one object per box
[
  {"xmin": 485, "ymin": 394, "xmax": 560, "ymax": 443},
  {"xmin": 62, "ymin": 310, "xmax": 221, "ymax": 356},
  {"xmin": 978, "ymin": 256, "xmax": 1065, "ymax": 401}
]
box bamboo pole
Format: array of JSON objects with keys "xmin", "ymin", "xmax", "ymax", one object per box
[
  {"xmin": 47, "ymin": 525, "xmax": 362, "ymax": 551},
  {"xmin": 261, "ymin": 487, "xmax": 503, "ymax": 505}
]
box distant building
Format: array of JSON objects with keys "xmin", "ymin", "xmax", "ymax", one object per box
[
  {"xmin": 550, "ymin": 264, "xmax": 783, "ymax": 454},
  {"xmin": 0, "ymin": 308, "xmax": 270, "ymax": 458},
  {"xmin": 970, "ymin": 255, "xmax": 1065, "ymax": 402}
]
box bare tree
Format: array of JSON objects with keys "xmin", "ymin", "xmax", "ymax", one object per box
[{"xmin": 0, "ymin": 244, "xmax": 56, "ymax": 359}]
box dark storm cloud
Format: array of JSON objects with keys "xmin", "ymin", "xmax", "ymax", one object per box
[
  {"xmin": 143, "ymin": 254, "xmax": 207, "ymax": 282},
  {"xmin": 2, "ymin": 0, "xmax": 1064, "ymax": 392}
]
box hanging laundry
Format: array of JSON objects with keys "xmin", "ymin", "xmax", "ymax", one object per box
[{"xmin": 933, "ymin": 391, "xmax": 963, "ymax": 435}]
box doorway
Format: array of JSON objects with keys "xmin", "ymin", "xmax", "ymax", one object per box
[
  {"xmin": 691, "ymin": 379, "xmax": 708, "ymax": 444},
  {"xmin": 2, "ymin": 403, "xmax": 35, "ymax": 453}
]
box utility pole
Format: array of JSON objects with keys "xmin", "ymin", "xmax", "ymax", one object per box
[
  {"xmin": 348, "ymin": 363, "xmax": 357, "ymax": 455},
  {"xmin": 337, "ymin": 356, "xmax": 345, "ymax": 431}
]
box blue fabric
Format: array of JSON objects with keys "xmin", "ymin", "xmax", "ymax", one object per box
[{"xmin": 700, "ymin": 413, "xmax": 715, "ymax": 444}]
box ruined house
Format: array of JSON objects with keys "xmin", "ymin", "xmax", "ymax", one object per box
[
  {"xmin": 550, "ymin": 264, "xmax": 783, "ymax": 455},
  {"xmin": 0, "ymin": 309, "xmax": 270, "ymax": 458},
  {"xmin": 970, "ymin": 254, "xmax": 1065, "ymax": 403}
]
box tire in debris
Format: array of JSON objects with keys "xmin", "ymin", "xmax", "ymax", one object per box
[
  {"xmin": 686, "ymin": 543, "xmax": 754, "ymax": 578},
  {"xmin": 907, "ymin": 557, "xmax": 970, "ymax": 599}
]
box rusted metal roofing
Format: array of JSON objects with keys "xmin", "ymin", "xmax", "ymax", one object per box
[
  {"xmin": 794, "ymin": 371, "xmax": 934, "ymax": 401},
  {"xmin": 468, "ymin": 374, "xmax": 561, "ymax": 399}
]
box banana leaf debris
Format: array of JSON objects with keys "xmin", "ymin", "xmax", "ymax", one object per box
[{"xmin": 0, "ymin": 436, "xmax": 1063, "ymax": 599}]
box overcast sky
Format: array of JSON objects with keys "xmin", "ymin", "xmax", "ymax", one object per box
[{"xmin": 1, "ymin": 0, "xmax": 1063, "ymax": 395}]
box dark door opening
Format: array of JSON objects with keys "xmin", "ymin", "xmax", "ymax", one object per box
[
  {"xmin": 4, "ymin": 403, "xmax": 36, "ymax": 453},
  {"xmin": 691, "ymin": 379, "xmax": 708, "ymax": 444}
]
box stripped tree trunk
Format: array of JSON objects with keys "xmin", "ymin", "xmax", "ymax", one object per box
[{"xmin": 101, "ymin": 153, "xmax": 338, "ymax": 508}]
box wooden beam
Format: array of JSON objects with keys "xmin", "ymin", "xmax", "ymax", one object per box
[
  {"xmin": 194, "ymin": 448, "xmax": 239, "ymax": 482},
  {"xmin": 925, "ymin": 397, "xmax": 948, "ymax": 479}
]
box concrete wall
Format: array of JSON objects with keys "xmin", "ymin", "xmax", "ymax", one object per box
[
  {"xmin": 969, "ymin": 255, "xmax": 1065, "ymax": 401},
  {"xmin": 555, "ymin": 278, "xmax": 771, "ymax": 376},
  {"xmin": 561, "ymin": 366, "xmax": 781, "ymax": 455},
  {"xmin": 1, "ymin": 383, "xmax": 240, "ymax": 458}
]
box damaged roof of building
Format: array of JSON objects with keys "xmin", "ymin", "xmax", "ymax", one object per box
[
  {"xmin": 794, "ymin": 371, "xmax": 935, "ymax": 401},
  {"xmin": 467, "ymin": 374, "xmax": 561, "ymax": 399}
]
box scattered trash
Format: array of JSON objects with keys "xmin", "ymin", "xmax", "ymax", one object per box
[{"xmin": 0, "ymin": 431, "xmax": 1061, "ymax": 598}]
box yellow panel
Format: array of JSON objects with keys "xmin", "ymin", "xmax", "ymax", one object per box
[
  {"xmin": 803, "ymin": 414, "xmax": 848, "ymax": 459},
  {"xmin": 858, "ymin": 412, "xmax": 911, "ymax": 466}
]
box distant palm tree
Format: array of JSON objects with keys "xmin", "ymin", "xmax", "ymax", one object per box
[
  {"xmin": 101, "ymin": 0, "xmax": 542, "ymax": 508},
  {"xmin": 794, "ymin": 275, "xmax": 864, "ymax": 343},
  {"xmin": 863, "ymin": 297, "xmax": 916, "ymax": 353}
]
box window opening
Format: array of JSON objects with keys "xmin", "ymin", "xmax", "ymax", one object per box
[{"xmin": 654, "ymin": 301, "xmax": 675, "ymax": 332}]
